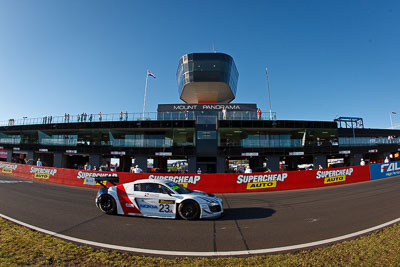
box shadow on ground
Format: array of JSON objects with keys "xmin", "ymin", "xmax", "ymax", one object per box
[{"xmin": 219, "ymin": 207, "xmax": 276, "ymax": 221}]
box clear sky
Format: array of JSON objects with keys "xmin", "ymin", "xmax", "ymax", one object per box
[{"xmin": 1, "ymin": 0, "xmax": 399, "ymax": 129}]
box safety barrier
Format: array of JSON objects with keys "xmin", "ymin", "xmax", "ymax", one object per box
[
  {"xmin": 370, "ymin": 161, "xmax": 400, "ymax": 180},
  {"xmin": 3, "ymin": 161, "xmax": 396, "ymax": 193}
]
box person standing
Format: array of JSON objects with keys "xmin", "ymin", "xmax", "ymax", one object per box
[
  {"xmin": 133, "ymin": 165, "xmax": 143, "ymax": 173},
  {"xmin": 84, "ymin": 162, "xmax": 91, "ymax": 170},
  {"xmin": 360, "ymin": 158, "xmax": 366, "ymax": 166},
  {"xmin": 36, "ymin": 158, "xmax": 42, "ymax": 166},
  {"xmin": 257, "ymin": 108, "xmax": 262, "ymax": 120},
  {"xmin": 245, "ymin": 165, "xmax": 252, "ymax": 173},
  {"xmin": 99, "ymin": 112, "xmax": 102, "ymax": 121},
  {"xmin": 222, "ymin": 107, "xmax": 226, "ymax": 120}
]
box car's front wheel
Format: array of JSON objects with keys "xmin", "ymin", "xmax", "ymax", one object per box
[
  {"xmin": 178, "ymin": 200, "xmax": 200, "ymax": 220},
  {"xmin": 97, "ymin": 194, "xmax": 117, "ymax": 214}
]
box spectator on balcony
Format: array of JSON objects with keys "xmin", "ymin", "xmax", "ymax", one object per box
[
  {"xmin": 257, "ymin": 108, "xmax": 262, "ymax": 120},
  {"xmin": 99, "ymin": 112, "xmax": 102, "ymax": 121},
  {"xmin": 36, "ymin": 158, "xmax": 42, "ymax": 167},
  {"xmin": 222, "ymin": 107, "xmax": 226, "ymax": 120}
]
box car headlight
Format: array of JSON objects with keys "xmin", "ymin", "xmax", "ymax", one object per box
[{"xmin": 199, "ymin": 196, "xmax": 217, "ymax": 204}]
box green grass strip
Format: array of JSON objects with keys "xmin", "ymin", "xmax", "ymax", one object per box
[{"xmin": 1, "ymin": 217, "xmax": 400, "ymax": 266}]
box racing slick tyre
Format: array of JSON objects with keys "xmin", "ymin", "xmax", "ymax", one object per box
[
  {"xmin": 97, "ymin": 194, "xmax": 117, "ymax": 215},
  {"xmin": 178, "ymin": 200, "xmax": 200, "ymax": 220}
]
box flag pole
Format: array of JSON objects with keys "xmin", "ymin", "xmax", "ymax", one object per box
[
  {"xmin": 142, "ymin": 70, "xmax": 149, "ymax": 119},
  {"xmin": 266, "ymin": 67, "xmax": 273, "ymax": 120}
]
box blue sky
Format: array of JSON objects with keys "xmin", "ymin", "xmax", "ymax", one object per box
[{"xmin": 0, "ymin": 0, "xmax": 399, "ymax": 128}]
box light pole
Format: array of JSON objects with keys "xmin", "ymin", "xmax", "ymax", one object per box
[
  {"xmin": 266, "ymin": 67, "xmax": 273, "ymax": 120},
  {"xmin": 142, "ymin": 70, "xmax": 156, "ymax": 119},
  {"xmin": 390, "ymin": 112, "xmax": 397, "ymax": 129}
]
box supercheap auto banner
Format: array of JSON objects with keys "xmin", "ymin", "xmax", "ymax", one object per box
[{"xmin": 0, "ymin": 162, "xmax": 372, "ymax": 193}]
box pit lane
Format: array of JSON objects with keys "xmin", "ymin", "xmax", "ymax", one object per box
[{"xmin": 0, "ymin": 174, "xmax": 399, "ymax": 256}]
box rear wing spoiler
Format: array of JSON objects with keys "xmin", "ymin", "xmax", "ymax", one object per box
[{"xmin": 94, "ymin": 175, "xmax": 119, "ymax": 188}]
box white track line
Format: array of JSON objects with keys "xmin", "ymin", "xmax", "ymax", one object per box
[{"xmin": 1, "ymin": 213, "xmax": 399, "ymax": 257}]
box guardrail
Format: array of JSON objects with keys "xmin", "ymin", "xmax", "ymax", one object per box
[{"xmin": 0, "ymin": 111, "xmax": 277, "ymax": 127}]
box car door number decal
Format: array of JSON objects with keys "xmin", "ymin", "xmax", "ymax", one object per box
[{"xmin": 159, "ymin": 203, "xmax": 173, "ymax": 213}]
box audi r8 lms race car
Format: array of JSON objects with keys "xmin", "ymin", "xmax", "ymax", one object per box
[{"xmin": 95, "ymin": 177, "xmax": 223, "ymax": 220}]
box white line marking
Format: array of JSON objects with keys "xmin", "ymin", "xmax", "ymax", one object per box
[
  {"xmin": 0, "ymin": 180, "xmax": 33, "ymax": 184},
  {"xmin": 1, "ymin": 213, "xmax": 399, "ymax": 256}
]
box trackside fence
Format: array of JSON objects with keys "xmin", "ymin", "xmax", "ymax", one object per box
[{"xmin": 3, "ymin": 161, "xmax": 398, "ymax": 193}]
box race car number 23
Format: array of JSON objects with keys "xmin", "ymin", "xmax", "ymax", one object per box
[{"xmin": 159, "ymin": 203, "xmax": 173, "ymax": 213}]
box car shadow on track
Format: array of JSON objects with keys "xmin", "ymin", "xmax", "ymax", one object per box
[{"xmin": 219, "ymin": 207, "xmax": 276, "ymax": 221}]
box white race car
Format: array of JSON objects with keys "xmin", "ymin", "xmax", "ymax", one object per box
[{"xmin": 95, "ymin": 177, "xmax": 223, "ymax": 220}]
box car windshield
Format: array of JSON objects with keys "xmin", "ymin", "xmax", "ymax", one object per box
[{"xmin": 166, "ymin": 181, "xmax": 193, "ymax": 194}]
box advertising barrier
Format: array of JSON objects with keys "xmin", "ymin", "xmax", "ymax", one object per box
[
  {"xmin": 0, "ymin": 149, "xmax": 7, "ymax": 159},
  {"xmin": 0, "ymin": 162, "xmax": 374, "ymax": 193},
  {"xmin": 370, "ymin": 162, "xmax": 400, "ymax": 180}
]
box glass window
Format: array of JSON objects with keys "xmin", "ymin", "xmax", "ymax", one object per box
[
  {"xmin": 197, "ymin": 131, "xmax": 217, "ymax": 140},
  {"xmin": 172, "ymin": 129, "xmax": 194, "ymax": 146},
  {"xmin": 197, "ymin": 116, "xmax": 217, "ymax": 125},
  {"xmin": 135, "ymin": 183, "xmax": 169, "ymax": 193}
]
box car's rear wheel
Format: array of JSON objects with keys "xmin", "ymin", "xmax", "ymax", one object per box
[
  {"xmin": 178, "ymin": 200, "xmax": 200, "ymax": 220},
  {"xmin": 97, "ymin": 194, "xmax": 117, "ymax": 214}
]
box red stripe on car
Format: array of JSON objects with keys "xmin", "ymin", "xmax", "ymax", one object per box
[{"xmin": 116, "ymin": 184, "xmax": 141, "ymax": 215}]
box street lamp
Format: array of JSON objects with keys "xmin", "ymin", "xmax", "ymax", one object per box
[{"xmin": 390, "ymin": 112, "xmax": 397, "ymax": 129}]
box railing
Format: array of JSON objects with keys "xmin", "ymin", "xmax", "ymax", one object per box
[
  {"xmin": 0, "ymin": 138, "xmax": 21, "ymax": 145},
  {"xmin": 0, "ymin": 111, "xmax": 277, "ymax": 127},
  {"xmin": 40, "ymin": 139, "xmax": 78, "ymax": 146},
  {"xmin": 111, "ymin": 139, "xmax": 173, "ymax": 148},
  {"xmin": 339, "ymin": 137, "xmax": 400, "ymax": 146},
  {"xmin": 241, "ymin": 139, "xmax": 303, "ymax": 148}
]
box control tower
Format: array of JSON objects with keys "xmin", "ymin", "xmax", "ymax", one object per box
[{"xmin": 176, "ymin": 53, "xmax": 239, "ymax": 104}]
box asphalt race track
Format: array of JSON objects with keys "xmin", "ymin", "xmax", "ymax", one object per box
[{"xmin": 1, "ymin": 174, "xmax": 400, "ymax": 256}]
